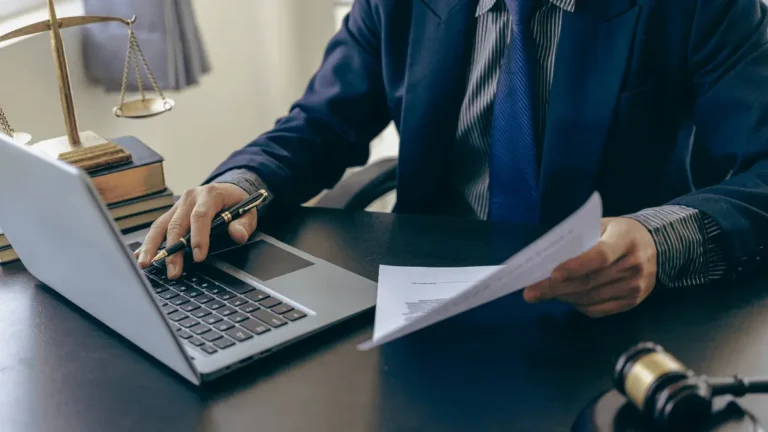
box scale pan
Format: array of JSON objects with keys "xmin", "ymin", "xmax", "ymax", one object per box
[
  {"xmin": 12, "ymin": 132, "xmax": 31, "ymax": 145},
  {"xmin": 114, "ymin": 97, "xmax": 175, "ymax": 119}
]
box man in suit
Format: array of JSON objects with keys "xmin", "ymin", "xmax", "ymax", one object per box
[{"xmin": 137, "ymin": 0, "xmax": 768, "ymax": 318}]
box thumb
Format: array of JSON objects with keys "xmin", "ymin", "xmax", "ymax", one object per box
[
  {"xmin": 601, "ymin": 218, "xmax": 633, "ymax": 251},
  {"xmin": 228, "ymin": 210, "xmax": 258, "ymax": 244},
  {"xmin": 553, "ymin": 219, "xmax": 629, "ymax": 280}
]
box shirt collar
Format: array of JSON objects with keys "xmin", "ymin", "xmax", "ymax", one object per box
[{"xmin": 476, "ymin": 0, "xmax": 576, "ymax": 17}]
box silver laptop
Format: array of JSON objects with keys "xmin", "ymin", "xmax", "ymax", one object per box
[{"xmin": 0, "ymin": 134, "xmax": 377, "ymax": 385}]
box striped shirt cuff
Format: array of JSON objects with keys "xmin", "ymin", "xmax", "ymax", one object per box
[
  {"xmin": 209, "ymin": 168, "xmax": 274, "ymax": 213},
  {"xmin": 625, "ymin": 205, "xmax": 727, "ymax": 288},
  {"xmin": 210, "ymin": 168, "xmax": 270, "ymax": 196}
]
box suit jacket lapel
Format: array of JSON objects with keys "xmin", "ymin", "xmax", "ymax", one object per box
[
  {"xmin": 538, "ymin": 0, "xmax": 640, "ymax": 227},
  {"xmin": 395, "ymin": 0, "xmax": 477, "ymax": 215}
]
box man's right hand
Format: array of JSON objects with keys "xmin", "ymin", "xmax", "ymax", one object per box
[{"xmin": 134, "ymin": 183, "xmax": 256, "ymax": 279}]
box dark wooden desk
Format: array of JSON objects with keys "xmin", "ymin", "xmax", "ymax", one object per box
[{"xmin": 1, "ymin": 207, "xmax": 768, "ymax": 431}]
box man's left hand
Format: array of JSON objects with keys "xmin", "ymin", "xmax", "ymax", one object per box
[{"xmin": 523, "ymin": 217, "xmax": 658, "ymax": 318}]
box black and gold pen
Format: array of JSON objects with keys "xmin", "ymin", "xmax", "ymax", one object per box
[{"xmin": 151, "ymin": 189, "xmax": 270, "ymax": 263}]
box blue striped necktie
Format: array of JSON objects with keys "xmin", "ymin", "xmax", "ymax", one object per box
[{"xmin": 488, "ymin": 0, "xmax": 539, "ymax": 223}]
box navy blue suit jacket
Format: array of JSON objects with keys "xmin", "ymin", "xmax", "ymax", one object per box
[{"xmin": 207, "ymin": 0, "xmax": 768, "ymax": 277}]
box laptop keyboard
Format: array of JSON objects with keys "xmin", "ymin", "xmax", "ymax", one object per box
[{"xmin": 134, "ymin": 247, "xmax": 307, "ymax": 356}]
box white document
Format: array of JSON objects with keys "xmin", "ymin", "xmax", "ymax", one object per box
[
  {"xmin": 357, "ymin": 192, "xmax": 603, "ymax": 351},
  {"xmin": 370, "ymin": 265, "xmax": 503, "ymax": 341}
]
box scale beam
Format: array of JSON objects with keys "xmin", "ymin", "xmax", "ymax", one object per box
[{"xmin": 0, "ymin": 16, "xmax": 133, "ymax": 44}]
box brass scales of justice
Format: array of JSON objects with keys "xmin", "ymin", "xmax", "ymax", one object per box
[{"xmin": 0, "ymin": 0, "xmax": 175, "ymax": 171}]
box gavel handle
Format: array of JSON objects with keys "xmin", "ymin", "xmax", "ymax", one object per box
[{"xmin": 709, "ymin": 375, "xmax": 768, "ymax": 397}]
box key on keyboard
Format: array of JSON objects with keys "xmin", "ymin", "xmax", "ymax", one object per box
[
  {"xmin": 241, "ymin": 319, "xmax": 271, "ymax": 335},
  {"xmin": 207, "ymin": 300, "xmax": 226, "ymax": 310},
  {"xmin": 228, "ymin": 297, "xmax": 249, "ymax": 307},
  {"xmin": 168, "ymin": 311, "xmax": 188, "ymax": 322},
  {"xmin": 202, "ymin": 331, "xmax": 222, "ymax": 342},
  {"xmin": 239, "ymin": 303, "xmax": 260, "ymax": 314},
  {"xmin": 158, "ymin": 291, "xmax": 179, "ymax": 300},
  {"xmin": 188, "ymin": 337, "xmax": 205, "ymax": 347},
  {"xmin": 216, "ymin": 291, "xmax": 237, "ymax": 301},
  {"xmin": 191, "ymin": 309, "xmax": 211, "ymax": 319},
  {"xmin": 178, "ymin": 317, "xmax": 199, "ymax": 328},
  {"xmin": 218, "ymin": 306, "xmax": 237, "ymax": 316},
  {"xmin": 213, "ymin": 338, "xmax": 235, "ymax": 350},
  {"xmin": 228, "ymin": 312, "xmax": 249, "ymax": 323},
  {"xmin": 149, "ymin": 278, "xmax": 165, "ymax": 288},
  {"xmin": 185, "ymin": 288, "xmax": 204, "ymax": 298},
  {"xmin": 195, "ymin": 294, "xmax": 215, "ymax": 304},
  {"xmin": 180, "ymin": 303, "xmax": 200, "ymax": 313},
  {"xmin": 252, "ymin": 309, "xmax": 287, "ymax": 328},
  {"xmin": 203, "ymin": 285, "xmax": 224, "ymax": 295},
  {"xmin": 283, "ymin": 310, "xmax": 307, "ymax": 321},
  {"xmin": 161, "ymin": 305, "xmax": 177, "ymax": 315},
  {"xmin": 201, "ymin": 345, "xmax": 218, "ymax": 354},
  {"xmin": 169, "ymin": 297, "xmax": 189, "ymax": 306},
  {"xmin": 259, "ymin": 297, "xmax": 282, "ymax": 309},
  {"xmin": 183, "ymin": 274, "xmax": 206, "ymax": 285},
  {"xmin": 271, "ymin": 303, "xmax": 294, "ymax": 314},
  {"xmin": 214, "ymin": 321, "xmax": 234, "ymax": 332},
  {"xmin": 172, "ymin": 281, "xmax": 193, "ymax": 292},
  {"xmin": 203, "ymin": 315, "xmax": 223, "ymax": 325},
  {"xmin": 189, "ymin": 324, "xmax": 211, "ymax": 336},
  {"xmin": 244, "ymin": 289, "xmax": 269, "ymax": 302},
  {"xmin": 225, "ymin": 328, "xmax": 253, "ymax": 342}
]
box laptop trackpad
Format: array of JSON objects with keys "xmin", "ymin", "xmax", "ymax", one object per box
[{"xmin": 215, "ymin": 240, "xmax": 314, "ymax": 281}]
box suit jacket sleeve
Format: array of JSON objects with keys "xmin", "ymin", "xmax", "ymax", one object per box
[
  {"xmin": 203, "ymin": 0, "xmax": 391, "ymax": 206},
  {"xmin": 668, "ymin": 0, "xmax": 768, "ymax": 277}
]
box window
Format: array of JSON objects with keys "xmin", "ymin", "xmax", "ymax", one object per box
[
  {"xmin": 334, "ymin": 0, "xmax": 353, "ymax": 29},
  {"xmin": 0, "ymin": 0, "xmax": 46, "ymax": 19}
]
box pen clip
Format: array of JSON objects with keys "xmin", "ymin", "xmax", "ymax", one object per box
[{"xmin": 238, "ymin": 190, "xmax": 269, "ymax": 215}]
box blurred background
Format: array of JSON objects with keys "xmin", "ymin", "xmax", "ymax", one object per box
[{"xmin": 0, "ymin": 0, "xmax": 400, "ymax": 202}]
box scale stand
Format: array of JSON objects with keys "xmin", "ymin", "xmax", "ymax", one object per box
[{"xmin": 0, "ymin": 0, "xmax": 174, "ymax": 172}]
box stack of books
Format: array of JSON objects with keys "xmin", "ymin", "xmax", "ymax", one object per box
[
  {"xmin": 0, "ymin": 136, "xmax": 174, "ymax": 265},
  {"xmin": 0, "ymin": 229, "xmax": 15, "ymax": 264}
]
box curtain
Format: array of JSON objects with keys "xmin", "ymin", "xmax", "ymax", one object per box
[{"xmin": 80, "ymin": 0, "xmax": 211, "ymax": 92}]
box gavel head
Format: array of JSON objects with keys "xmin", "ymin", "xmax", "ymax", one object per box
[{"xmin": 613, "ymin": 342, "xmax": 713, "ymax": 430}]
